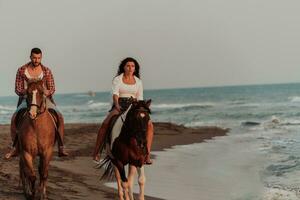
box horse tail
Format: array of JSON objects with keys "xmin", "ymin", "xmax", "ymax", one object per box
[
  {"xmin": 99, "ymin": 141, "xmax": 106, "ymax": 156},
  {"xmin": 96, "ymin": 155, "xmax": 115, "ymax": 180}
]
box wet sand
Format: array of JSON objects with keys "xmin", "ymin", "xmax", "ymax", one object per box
[{"xmin": 0, "ymin": 123, "xmax": 228, "ymax": 199}]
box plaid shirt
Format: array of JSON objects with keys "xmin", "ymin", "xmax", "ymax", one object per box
[{"xmin": 15, "ymin": 62, "xmax": 55, "ymax": 97}]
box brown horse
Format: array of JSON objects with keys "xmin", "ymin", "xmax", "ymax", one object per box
[
  {"xmin": 99, "ymin": 99, "xmax": 151, "ymax": 200},
  {"xmin": 18, "ymin": 79, "xmax": 56, "ymax": 200}
]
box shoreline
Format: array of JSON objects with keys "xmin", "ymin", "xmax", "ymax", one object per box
[{"xmin": 0, "ymin": 122, "xmax": 228, "ymax": 199}]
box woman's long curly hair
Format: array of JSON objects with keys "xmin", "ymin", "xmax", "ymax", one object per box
[{"xmin": 116, "ymin": 57, "xmax": 140, "ymax": 78}]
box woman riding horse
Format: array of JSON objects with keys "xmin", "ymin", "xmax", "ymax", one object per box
[
  {"xmin": 93, "ymin": 57, "xmax": 154, "ymax": 165},
  {"xmin": 100, "ymin": 99, "xmax": 151, "ymax": 200}
]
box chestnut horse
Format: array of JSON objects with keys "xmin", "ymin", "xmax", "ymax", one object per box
[
  {"xmin": 99, "ymin": 100, "xmax": 151, "ymax": 200},
  {"xmin": 18, "ymin": 80, "xmax": 56, "ymax": 200}
]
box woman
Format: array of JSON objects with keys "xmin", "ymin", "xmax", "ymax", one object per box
[{"xmin": 93, "ymin": 57, "xmax": 153, "ymax": 164}]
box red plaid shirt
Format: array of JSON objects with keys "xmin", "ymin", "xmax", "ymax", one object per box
[{"xmin": 15, "ymin": 62, "xmax": 55, "ymax": 97}]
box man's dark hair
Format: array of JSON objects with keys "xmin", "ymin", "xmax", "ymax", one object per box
[{"xmin": 31, "ymin": 48, "xmax": 42, "ymax": 55}]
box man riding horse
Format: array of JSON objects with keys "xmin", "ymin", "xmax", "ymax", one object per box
[{"xmin": 4, "ymin": 47, "xmax": 68, "ymax": 159}]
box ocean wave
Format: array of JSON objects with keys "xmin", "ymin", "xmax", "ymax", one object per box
[
  {"xmin": 58, "ymin": 103, "xmax": 109, "ymax": 113},
  {"xmin": 87, "ymin": 101, "xmax": 110, "ymax": 108},
  {"xmin": 265, "ymin": 155, "xmax": 300, "ymax": 177},
  {"xmin": 265, "ymin": 163, "xmax": 299, "ymax": 176},
  {"xmin": 73, "ymin": 94, "xmax": 92, "ymax": 98},
  {"xmin": 0, "ymin": 110, "xmax": 11, "ymax": 114},
  {"xmin": 185, "ymin": 121, "xmax": 207, "ymax": 127},
  {"xmin": 261, "ymin": 116, "xmax": 284, "ymax": 130},
  {"xmin": 289, "ymin": 96, "xmax": 300, "ymax": 103},
  {"xmin": 281, "ymin": 122, "xmax": 300, "ymax": 126},
  {"xmin": 278, "ymin": 118, "xmax": 300, "ymax": 126},
  {"xmin": 227, "ymin": 101, "xmax": 261, "ymax": 108},
  {"xmin": 184, "ymin": 120, "xmax": 230, "ymax": 128},
  {"xmin": 152, "ymin": 102, "xmax": 215, "ymax": 109},
  {"xmin": 151, "ymin": 103, "xmax": 215, "ymax": 115},
  {"xmin": 263, "ymin": 187, "xmax": 300, "ymax": 200},
  {"xmin": 228, "ymin": 100, "xmax": 246, "ymax": 105},
  {"xmin": 223, "ymin": 112, "xmax": 272, "ymax": 120},
  {"xmin": 237, "ymin": 103, "xmax": 260, "ymax": 107},
  {"xmin": 264, "ymin": 117, "xmax": 300, "ymax": 127},
  {"xmin": 240, "ymin": 116, "xmax": 299, "ymax": 130},
  {"xmin": 0, "ymin": 105, "xmax": 15, "ymax": 111}
]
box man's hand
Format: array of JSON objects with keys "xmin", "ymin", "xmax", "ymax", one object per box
[
  {"xmin": 43, "ymin": 89, "xmax": 51, "ymax": 97},
  {"xmin": 43, "ymin": 85, "xmax": 50, "ymax": 96}
]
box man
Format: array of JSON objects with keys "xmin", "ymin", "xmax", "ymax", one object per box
[{"xmin": 5, "ymin": 48, "xmax": 68, "ymax": 159}]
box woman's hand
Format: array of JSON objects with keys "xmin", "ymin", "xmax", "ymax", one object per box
[
  {"xmin": 113, "ymin": 94, "xmax": 120, "ymax": 111},
  {"xmin": 115, "ymin": 104, "xmax": 121, "ymax": 112}
]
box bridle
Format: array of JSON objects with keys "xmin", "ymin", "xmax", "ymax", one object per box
[
  {"xmin": 27, "ymin": 93, "xmax": 47, "ymax": 119},
  {"xmin": 123, "ymin": 105, "xmax": 151, "ymax": 152}
]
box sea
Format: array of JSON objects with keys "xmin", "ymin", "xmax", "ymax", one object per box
[{"xmin": 1, "ymin": 83, "xmax": 300, "ymax": 200}]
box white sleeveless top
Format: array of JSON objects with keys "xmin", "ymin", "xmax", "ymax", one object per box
[
  {"xmin": 24, "ymin": 68, "xmax": 44, "ymax": 89},
  {"xmin": 112, "ymin": 73, "xmax": 143, "ymax": 100}
]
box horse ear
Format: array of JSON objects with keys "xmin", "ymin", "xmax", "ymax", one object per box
[
  {"xmin": 145, "ymin": 99, "xmax": 152, "ymax": 108},
  {"xmin": 132, "ymin": 101, "xmax": 138, "ymax": 106}
]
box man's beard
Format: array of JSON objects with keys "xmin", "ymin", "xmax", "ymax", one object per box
[{"xmin": 32, "ymin": 62, "xmax": 40, "ymax": 67}]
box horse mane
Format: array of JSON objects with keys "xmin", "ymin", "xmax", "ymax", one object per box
[
  {"xmin": 27, "ymin": 79, "xmax": 44, "ymax": 93},
  {"xmin": 129, "ymin": 100, "xmax": 152, "ymax": 115}
]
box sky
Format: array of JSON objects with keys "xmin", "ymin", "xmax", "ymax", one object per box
[{"xmin": 0, "ymin": 0, "xmax": 300, "ymax": 96}]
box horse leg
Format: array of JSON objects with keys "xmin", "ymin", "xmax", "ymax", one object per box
[
  {"xmin": 39, "ymin": 151, "xmax": 52, "ymax": 200},
  {"xmin": 21, "ymin": 152, "xmax": 36, "ymax": 200},
  {"xmin": 38, "ymin": 156, "xmax": 45, "ymax": 199},
  {"xmin": 112, "ymin": 159, "xmax": 128, "ymax": 182},
  {"xmin": 128, "ymin": 165, "xmax": 137, "ymax": 200},
  {"xmin": 145, "ymin": 120, "xmax": 154, "ymax": 164},
  {"xmin": 137, "ymin": 166, "xmax": 146, "ymax": 200},
  {"xmin": 112, "ymin": 159, "xmax": 131, "ymax": 200},
  {"xmin": 114, "ymin": 166, "xmax": 125, "ymax": 200}
]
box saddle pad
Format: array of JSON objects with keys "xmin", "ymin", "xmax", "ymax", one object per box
[{"xmin": 110, "ymin": 104, "xmax": 132, "ymax": 149}]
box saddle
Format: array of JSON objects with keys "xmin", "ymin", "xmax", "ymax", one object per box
[
  {"xmin": 106, "ymin": 114, "xmax": 119, "ymax": 145},
  {"xmin": 15, "ymin": 109, "xmax": 27, "ymax": 128},
  {"xmin": 14, "ymin": 108, "xmax": 59, "ymax": 132},
  {"xmin": 104, "ymin": 105, "xmax": 132, "ymax": 157}
]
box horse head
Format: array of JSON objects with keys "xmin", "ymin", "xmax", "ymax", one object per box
[
  {"xmin": 26, "ymin": 79, "xmax": 46, "ymax": 120},
  {"xmin": 125, "ymin": 99, "xmax": 152, "ymax": 151}
]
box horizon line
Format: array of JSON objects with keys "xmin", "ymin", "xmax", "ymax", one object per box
[{"xmin": 1, "ymin": 81, "xmax": 300, "ymax": 98}]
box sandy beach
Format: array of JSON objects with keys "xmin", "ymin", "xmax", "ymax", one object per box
[{"xmin": 0, "ymin": 122, "xmax": 228, "ymax": 200}]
